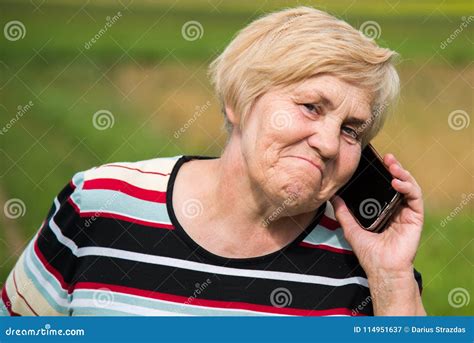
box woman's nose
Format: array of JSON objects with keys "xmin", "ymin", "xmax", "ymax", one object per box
[{"xmin": 307, "ymin": 121, "xmax": 340, "ymax": 160}]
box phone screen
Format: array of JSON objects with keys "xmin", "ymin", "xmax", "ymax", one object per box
[{"xmin": 336, "ymin": 144, "xmax": 401, "ymax": 231}]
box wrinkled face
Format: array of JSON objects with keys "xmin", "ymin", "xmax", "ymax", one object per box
[{"xmin": 237, "ymin": 74, "xmax": 373, "ymax": 213}]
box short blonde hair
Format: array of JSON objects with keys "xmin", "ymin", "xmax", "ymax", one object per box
[{"xmin": 208, "ymin": 6, "xmax": 400, "ymax": 147}]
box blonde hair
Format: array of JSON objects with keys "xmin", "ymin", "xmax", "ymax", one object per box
[{"xmin": 208, "ymin": 6, "xmax": 400, "ymax": 147}]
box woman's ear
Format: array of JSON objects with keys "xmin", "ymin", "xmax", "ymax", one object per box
[{"xmin": 224, "ymin": 105, "xmax": 239, "ymax": 127}]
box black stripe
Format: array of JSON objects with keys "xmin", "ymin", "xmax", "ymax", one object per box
[
  {"xmin": 71, "ymin": 254, "xmax": 373, "ymax": 314},
  {"xmin": 41, "ymin": 203, "xmax": 368, "ymax": 281}
]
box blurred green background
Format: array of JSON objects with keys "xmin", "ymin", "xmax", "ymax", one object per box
[{"xmin": 0, "ymin": 0, "xmax": 472, "ymax": 316}]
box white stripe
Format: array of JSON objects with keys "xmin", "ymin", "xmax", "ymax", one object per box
[
  {"xmin": 301, "ymin": 224, "xmax": 353, "ymax": 252},
  {"xmin": 49, "ymin": 198, "xmax": 368, "ymax": 289},
  {"xmin": 324, "ymin": 201, "xmax": 337, "ymax": 220},
  {"xmin": 75, "ymin": 246, "xmax": 367, "ymax": 287}
]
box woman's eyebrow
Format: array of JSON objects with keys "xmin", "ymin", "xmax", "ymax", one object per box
[{"xmin": 345, "ymin": 117, "xmax": 370, "ymax": 126}]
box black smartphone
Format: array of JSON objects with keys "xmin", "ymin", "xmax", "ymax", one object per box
[{"xmin": 335, "ymin": 144, "xmax": 403, "ymax": 233}]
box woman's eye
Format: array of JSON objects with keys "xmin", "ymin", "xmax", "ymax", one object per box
[
  {"xmin": 342, "ymin": 126, "xmax": 360, "ymax": 140},
  {"xmin": 303, "ymin": 103, "xmax": 322, "ymax": 115}
]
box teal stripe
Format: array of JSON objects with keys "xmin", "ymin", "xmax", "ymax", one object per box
[
  {"xmin": 23, "ymin": 239, "xmax": 71, "ymax": 315},
  {"xmin": 71, "ymin": 307, "xmax": 139, "ymax": 316},
  {"xmin": 79, "ymin": 189, "xmax": 172, "ymax": 224},
  {"xmin": 72, "ymin": 290, "xmax": 271, "ymax": 316},
  {"xmin": 0, "ymin": 303, "xmax": 9, "ymax": 316},
  {"xmin": 304, "ymin": 225, "xmax": 353, "ymax": 251}
]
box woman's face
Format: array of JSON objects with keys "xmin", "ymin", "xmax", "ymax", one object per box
[{"xmin": 236, "ymin": 74, "xmax": 373, "ymax": 214}]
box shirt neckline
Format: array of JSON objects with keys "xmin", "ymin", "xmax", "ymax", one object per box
[{"xmin": 165, "ymin": 155, "xmax": 327, "ymax": 266}]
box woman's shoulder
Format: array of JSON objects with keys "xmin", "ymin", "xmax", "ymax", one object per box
[
  {"xmin": 73, "ymin": 155, "xmax": 182, "ymax": 190},
  {"xmin": 79, "ymin": 155, "xmax": 182, "ymax": 181},
  {"xmin": 69, "ymin": 155, "xmax": 183, "ymax": 228}
]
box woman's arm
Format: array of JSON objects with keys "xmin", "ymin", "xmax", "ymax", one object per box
[
  {"xmin": 367, "ymin": 269, "xmax": 426, "ymax": 316},
  {"xmin": 331, "ymin": 153, "xmax": 427, "ymax": 316},
  {"xmin": 1, "ymin": 172, "xmax": 86, "ymax": 316}
]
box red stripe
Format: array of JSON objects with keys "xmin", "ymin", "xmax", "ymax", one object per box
[
  {"xmin": 12, "ymin": 270, "xmax": 38, "ymax": 316},
  {"xmin": 299, "ymin": 242, "xmax": 354, "ymax": 255},
  {"xmin": 83, "ymin": 178, "xmax": 167, "ymax": 203},
  {"xmin": 67, "ymin": 197, "xmax": 80, "ymax": 213},
  {"xmin": 102, "ymin": 164, "xmax": 170, "ymax": 176},
  {"xmin": 319, "ymin": 215, "xmax": 341, "ymax": 230},
  {"xmin": 2, "ymin": 284, "xmax": 20, "ymax": 316},
  {"xmin": 79, "ymin": 211, "xmax": 175, "ymax": 230},
  {"xmin": 74, "ymin": 282, "xmax": 364, "ymax": 316},
  {"xmin": 69, "ymin": 180, "xmax": 76, "ymax": 190},
  {"xmin": 33, "ymin": 239, "xmax": 71, "ymax": 293}
]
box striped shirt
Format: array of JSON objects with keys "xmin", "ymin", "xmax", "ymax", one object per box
[{"xmin": 1, "ymin": 155, "xmax": 422, "ymax": 316}]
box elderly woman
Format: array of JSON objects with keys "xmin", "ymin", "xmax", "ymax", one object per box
[{"xmin": 1, "ymin": 6, "xmax": 425, "ymax": 316}]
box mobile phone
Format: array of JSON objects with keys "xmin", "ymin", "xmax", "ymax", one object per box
[{"xmin": 335, "ymin": 144, "xmax": 403, "ymax": 233}]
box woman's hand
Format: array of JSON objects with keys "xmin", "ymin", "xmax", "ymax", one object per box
[{"xmin": 330, "ymin": 153, "xmax": 426, "ymax": 315}]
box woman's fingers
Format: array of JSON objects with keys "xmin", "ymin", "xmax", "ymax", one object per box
[
  {"xmin": 330, "ymin": 195, "xmax": 371, "ymax": 243},
  {"xmin": 385, "ymin": 153, "xmax": 424, "ymax": 216}
]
